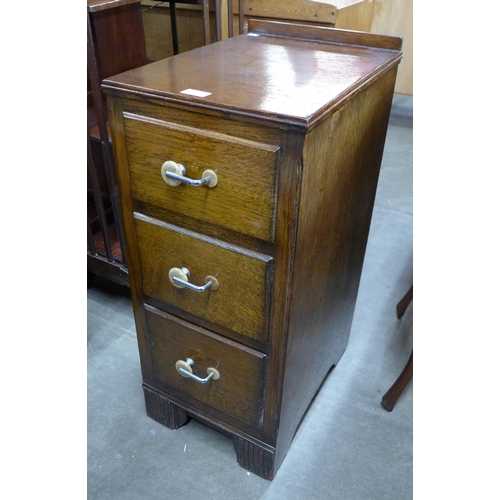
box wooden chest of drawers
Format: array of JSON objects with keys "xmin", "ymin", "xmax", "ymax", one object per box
[{"xmin": 103, "ymin": 20, "xmax": 402, "ymax": 480}]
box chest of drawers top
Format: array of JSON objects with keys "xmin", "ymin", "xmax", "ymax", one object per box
[{"xmin": 102, "ymin": 20, "xmax": 402, "ymax": 131}]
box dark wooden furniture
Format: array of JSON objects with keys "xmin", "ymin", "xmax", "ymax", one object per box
[
  {"xmin": 382, "ymin": 285, "xmax": 413, "ymax": 412},
  {"xmin": 87, "ymin": 0, "xmax": 148, "ymax": 286},
  {"xmin": 152, "ymin": 0, "xmax": 245, "ymax": 55},
  {"xmin": 169, "ymin": 0, "xmax": 210, "ymax": 54},
  {"xmin": 103, "ymin": 20, "xmax": 402, "ymax": 479}
]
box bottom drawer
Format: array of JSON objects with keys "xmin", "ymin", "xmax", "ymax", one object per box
[{"xmin": 144, "ymin": 304, "xmax": 267, "ymax": 429}]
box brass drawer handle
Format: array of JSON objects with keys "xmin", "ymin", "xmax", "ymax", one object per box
[
  {"xmin": 168, "ymin": 267, "xmax": 219, "ymax": 292},
  {"xmin": 175, "ymin": 358, "xmax": 220, "ymax": 384},
  {"xmin": 161, "ymin": 160, "xmax": 218, "ymax": 188}
]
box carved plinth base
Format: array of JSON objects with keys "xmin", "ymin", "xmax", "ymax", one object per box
[
  {"xmin": 233, "ymin": 436, "xmax": 276, "ymax": 480},
  {"xmin": 143, "ymin": 386, "xmax": 276, "ymax": 479},
  {"xmin": 143, "ymin": 385, "xmax": 189, "ymax": 429}
]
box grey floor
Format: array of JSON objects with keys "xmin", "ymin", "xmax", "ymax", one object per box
[{"xmin": 88, "ymin": 94, "xmax": 413, "ymax": 499}]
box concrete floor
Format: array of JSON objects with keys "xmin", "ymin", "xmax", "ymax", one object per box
[{"xmin": 87, "ymin": 94, "xmax": 413, "ymax": 499}]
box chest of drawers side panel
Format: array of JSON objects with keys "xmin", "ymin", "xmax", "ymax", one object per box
[{"xmin": 274, "ymin": 66, "xmax": 399, "ymax": 471}]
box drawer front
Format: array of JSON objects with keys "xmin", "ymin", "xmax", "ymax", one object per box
[
  {"xmin": 135, "ymin": 214, "xmax": 273, "ymax": 342},
  {"xmin": 124, "ymin": 113, "xmax": 279, "ymax": 241},
  {"xmin": 144, "ymin": 305, "xmax": 267, "ymax": 429}
]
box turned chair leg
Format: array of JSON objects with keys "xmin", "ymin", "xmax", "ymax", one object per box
[{"xmin": 382, "ymin": 284, "xmax": 413, "ymax": 412}]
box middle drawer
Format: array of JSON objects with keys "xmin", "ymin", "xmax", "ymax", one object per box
[{"xmin": 135, "ymin": 214, "xmax": 274, "ymax": 342}]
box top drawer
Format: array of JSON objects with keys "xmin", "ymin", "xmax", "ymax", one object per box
[{"xmin": 123, "ymin": 113, "xmax": 280, "ymax": 241}]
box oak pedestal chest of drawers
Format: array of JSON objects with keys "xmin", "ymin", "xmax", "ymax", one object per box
[{"xmin": 103, "ymin": 20, "xmax": 402, "ymax": 480}]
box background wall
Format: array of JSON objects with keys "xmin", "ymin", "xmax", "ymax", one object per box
[{"xmin": 370, "ymin": 0, "xmax": 412, "ymax": 94}]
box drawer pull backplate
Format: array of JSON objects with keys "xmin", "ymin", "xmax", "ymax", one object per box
[
  {"xmin": 175, "ymin": 358, "xmax": 220, "ymax": 384},
  {"xmin": 161, "ymin": 160, "xmax": 218, "ymax": 188}
]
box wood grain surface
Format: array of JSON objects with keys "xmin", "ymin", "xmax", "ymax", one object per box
[
  {"xmin": 135, "ymin": 214, "xmax": 274, "ymax": 342},
  {"xmin": 89, "ymin": 1, "xmax": 147, "ymax": 80},
  {"xmin": 104, "ymin": 20, "xmax": 403, "ymax": 479},
  {"xmin": 144, "ymin": 304, "xmax": 267, "ymax": 428},
  {"xmin": 124, "ymin": 113, "xmax": 279, "ymax": 241},
  {"xmin": 102, "ymin": 25, "xmax": 401, "ymax": 128},
  {"xmin": 274, "ymin": 66, "xmax": 398, "ymax": 469}
]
